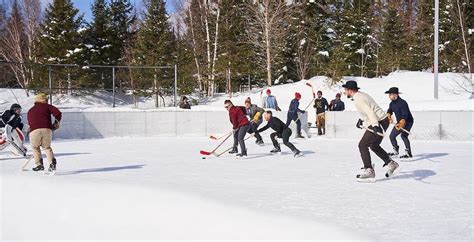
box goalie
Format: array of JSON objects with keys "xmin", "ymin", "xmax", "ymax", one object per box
[{"xmin": 0, "ymin": 104, "xmax": 28, "ymax": 157}]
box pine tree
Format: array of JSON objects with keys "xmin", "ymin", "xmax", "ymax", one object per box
[
  {"xmin": 408, "ymin": 0, "xmax": 433, "ymax": 71},
  {"xmin": 379, "ymin": 3, "xmax": 409, "ymax": 74},
  {"xmin": 135, "ymin": 0, "xmax": 175, "ymax": 95},
  {"xmin": 35, "ymin": 0, "xmax": 84, "ymax": 89},
  {"xmin": 217, "ymin": 0, "xmax": 257, "ymax": 93},
  {"xmin": 109, "ymin": 0, "xmax": 135, "ymax": 65},
  {"xmin": 84, "ymin": 0, "xmax": 112, "ymax": 65}
]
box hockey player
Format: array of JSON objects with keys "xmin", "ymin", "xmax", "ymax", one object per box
[
  {"xmin": 244, "ymin": 98, "xmax": 265, "ymax": 145},
  {"xmin": 0, "ymin": 104, "xmax": 28, "ymax": 156},
  {"xmin": 313, "ymin": 90, "xmax": 329, "ymax": 135},
  {"xmin": 385, "ymin": 87, "xmax": 414, "ymax": 159},
  {"xmin": 258, "ymin": 111, "xmax": 302, "ymax": 157},
  {"xmin": 286, "ymin": 92, "xmax": 305, "ymax": 138},
  {"xmin": 342, "ymin": 80, "xmax": 400, "ymax": 182},
  {"xmin": 225, "ymin": 100, "xmax": 250, "ymax": 158},
  {"xmin": 27, "ymin": 93, "xmax": 62, "ymax": 172}
]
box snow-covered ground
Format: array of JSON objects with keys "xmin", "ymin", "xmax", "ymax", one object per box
[
  {"xmin": 1, "ymin": 136, "xmax": 472, "ymax": 240},
  {"xmin": 1, "ymin": 71, "xmax": 472, "ymax": 114}
]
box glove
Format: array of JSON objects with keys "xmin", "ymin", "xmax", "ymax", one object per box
[
  {"xmin": 52, "ymin": 121, "xmax": 60, "ymax": 131},
  {"xmin": 356, "ymin": 119, "xmax": 363, "ymax": 129},
  {"xmin": 395, "ymin": 119, "xmax": 406, "ymax": 131},
  {"xmin": 301, "ymin": 110, "xmax": 306, "ymax": 114},
  {"xmin": 387, "ymin": 113, "xmax": 393, "ymax": 123},
  {"xmin": 368, "ymin": 125, "xmax": 383, "ymax": 135},
  {"xmin": 252, "ymin": 112, "xmax": 261, "ymax": 123}
]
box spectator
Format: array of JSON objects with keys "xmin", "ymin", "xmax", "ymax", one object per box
[
  {"xmin": 178, "ymin": 96, "xmax": 191, "ymax": 109},
  {"xmin": 329, "ymin": 93, "xmax": 345, "ymax": 111}
]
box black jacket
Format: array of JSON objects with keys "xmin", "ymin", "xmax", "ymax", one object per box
[
  {"xmin": 257, "ymin": 116, "xmax": 288, "ymax": 135},
  {"xmin": 387, "ymin": 97, "xmax": 414, "ymax": 123},
  {"xmin": 330, "ymin": 99, "xmax": 345, "ymax": 111},
  {"xmin": 314, "ymin": 97, "xmax": 329, "ymax": 114},
  {"xmin": 1, "ymin": 110, "xmax": 24, "ymax": 130}
]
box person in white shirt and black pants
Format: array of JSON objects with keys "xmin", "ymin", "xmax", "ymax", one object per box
[{"xmin": 342, "ymin": 80, "xmax": 400, "ymax": 182}]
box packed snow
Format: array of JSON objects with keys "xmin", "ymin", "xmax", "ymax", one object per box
[{"xmin": 1, "ymin": 136, "xmax": 472, "ymax": 240}]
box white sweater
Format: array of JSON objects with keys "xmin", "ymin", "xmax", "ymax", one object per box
[{"xmin": 352, "ymin": 92, "xmax": 387, "ymax": 127}]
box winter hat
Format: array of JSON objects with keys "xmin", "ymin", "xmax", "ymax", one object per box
[
  {"xmin": 10, "ymin": 103, "xmax": 22, "ymax": 111},
  {"xmin": 317, "ymin": 90, "xmax": 322, "ymax": 95},
  {"xmin": 245, "ymin": 97, "xmax": 251, "ymax": 104},
  {"xmin": 295, "ymin": 92, "xmax": 301, "ymax": 100},
  {"xmin": 35, "ymin": 93, "xmax": 49, "ymax": 103},
  {"xmin": 266, "ymin": 89, "xmax": 271, "ymax": 95},
  {"xmin": 336, "ymin": 93, "xmax": 341, "ymax": 98}
]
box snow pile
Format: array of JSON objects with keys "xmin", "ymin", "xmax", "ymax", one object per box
[
  {"xmin": 0, "ymin": 71, "xmax": 472, "ymax": 113},
  {"xmin": 202, "ymin": 71, "xmax": 473, "ymax": 113}
]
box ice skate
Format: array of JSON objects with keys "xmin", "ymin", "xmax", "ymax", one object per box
[
  {"xmin": 384, "ymin": 160, "xmax": 400, "ymax": 178},
  {"xmin": 356, "ymin": 168, "xmax": 376, "ymax": 183}
]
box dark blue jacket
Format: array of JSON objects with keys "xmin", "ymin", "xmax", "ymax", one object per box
[
  {"xmin": 288, "ymin": 99, "xmax": 303, "ymax": 118},
  {"xmin": 387, "ymin": 97, "xmax": 414, "ymax": 123}
]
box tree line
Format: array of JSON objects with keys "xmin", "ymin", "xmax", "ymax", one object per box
[{"xmin": 0, "ymin": 0, "xmax": 472, "ymax": 98}]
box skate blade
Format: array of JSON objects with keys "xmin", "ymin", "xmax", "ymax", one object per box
[
  {"xmin": 294, "ymin": 154, "xmax": 303, "ymax": 158},
  {"xmin": 385, "ymin": 166, "xmax": 402, "ymax": 178},
  {"xmin": 356, "ymin": 177, "xmax": 376, "ymax": 183}
]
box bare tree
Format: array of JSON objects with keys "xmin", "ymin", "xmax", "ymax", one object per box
[
  {"xmin": 453, "ymin": 0, "xmax": 472, "ymax": 98},
  {"xmin": 295, "ymin": 39, "xmax": 312, "ymax": 80},
  {"xmin": 0, "ymin": 0, "xmax": 28, "ymax": 90},
  {"xmin": 21, "ymin": 0, "xmax": 41, "ymax": 82},
  {"xmin": 246, "ymin": 0, "xmax": 290, "ymax": 86}
]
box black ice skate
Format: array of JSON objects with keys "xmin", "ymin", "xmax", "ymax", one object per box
[
  {"xmin": 228, "ymin": 147, "xmax": 238, "ymax": 154},
  {"xmin": 293, "ymin": 150, "xmax": 303, "ymax": 158},
  {"xmin": 256, "ymin": 140, "xmax": 264, "ymax": 146},
  {"xmin": 236, "ymin": 153, "xmax": 247, "ymax": 159},
  {"xmin": 270, "ymin": 147, "xmax": 281, "ymax": 154},
  {"xmin": 32, "ymin": 164, "xmax": 44, "ymax": 172},
  {"xmin": 387, "ymin": 147, "xmax": 399, "ymax": 157},
  {"xmin": 399, "ymin": 149, "xmax": 413, "ymax": 159}
]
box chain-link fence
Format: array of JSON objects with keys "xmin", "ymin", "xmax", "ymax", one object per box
[{"xmin": 0, "ymin": 61, "xmax": 177, "ymax": 108}]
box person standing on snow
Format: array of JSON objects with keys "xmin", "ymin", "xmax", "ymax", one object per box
[
  {"xmin": 342, "ymin": 81, "xmax": 400, "ymax": 182},
  {"xmin": 329, "ymin": 93, "xmax": 345, "ymax": 111},
  {"xmin": 313, "ymin": 90, "xmax": 329, "ymax": 135},
  {"xmin": 286, "ymin": 92, "xmax": 305, "ymax": 138},
  {"xmin": 225, "ymin": 100, "xmax": 250, "ymax": 158},
  {"xmin": 262, "ymin": 89, "xmax": 281, "ymax": 111},
  {"xmin": 27, "ymin": 93, "xmax": 62, "ymax": 172},
  {"xmin": 244, "ymin": 97, "xmax": 265, "ymax": 145},
  {"xmin": 385, "ymin": 87, "xmax": 414, "ymax": 159},
  {"xmin": 258, "ymin": 111, "xmax": 302, "ymax": 157}
]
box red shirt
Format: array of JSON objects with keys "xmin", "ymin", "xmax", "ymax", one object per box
[
  {"xmin": 228, "ymin": 106, "xmax": 250, "ymax": 129},
  {"xmin": 27, "ymin": 102, "xmax": 62, "ymax": 132}
]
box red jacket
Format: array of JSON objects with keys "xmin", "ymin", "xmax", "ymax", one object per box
[
  {"xmin": 228, "ymin": 106, "xmax": 250, "ymax": 129},
  {"xmin": 27, "ymin": 102, "xmax": 62, "ymax": 132}
]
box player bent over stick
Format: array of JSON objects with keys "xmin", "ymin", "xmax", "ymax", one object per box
[
  {"xmin": 258, "ymin": 111, "xmax": 302, "ymax": 158},
  {"xmin": 342, "ymin": 80, "xmax": 400, "ymax": 182}
]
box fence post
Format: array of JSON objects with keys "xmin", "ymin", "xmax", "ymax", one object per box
[
  {"xmin": 112, "ymin": 66, "xmax": 116, "ymax": 108},
  {"xmin": 48, "ymin": 65, "xmax": 52, "ymax": 104},
  {"xmin": 174, "ymin": 64, "xmax": 178, "ymax": 107}
]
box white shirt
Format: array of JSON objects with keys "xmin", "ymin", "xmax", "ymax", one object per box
[{"xmin": 352, "ymin": 91, "xmax": 387, "ymax": 127}]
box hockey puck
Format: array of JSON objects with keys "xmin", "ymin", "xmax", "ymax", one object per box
[{"xmin": 201, "ymin": 157, "xmax": 206, "ymax": 159}]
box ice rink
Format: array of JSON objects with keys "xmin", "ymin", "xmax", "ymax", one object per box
[{"xmin": 1, "ymin": 136, "xmax": 473, "ymax": 241}]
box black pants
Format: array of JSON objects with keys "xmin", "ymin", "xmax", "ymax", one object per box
[
  {"xmin": 233, "ymin": 124, "xmax": 250, "ymax": 155},
  {"xmin": 390, "ymin": 121, "xmax": 413, "ymax": 151},
  {"xmin": 247, "ymin": 122, "xmax": 263, "ymax": 142},
  {"xmin": 270, "ymin": 128, "xmax": 298, "ymax": 152},
  {"xmin": 285, "ymin": 114, "xmax": 302, "ymax": 135},
  {"xmin": 358, "ymin": 118, "xmax": 391, "ymax": 169}
]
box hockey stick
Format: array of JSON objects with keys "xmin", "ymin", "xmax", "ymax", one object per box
[
  {"xmin": 21, "ymin": 155, "xmax": 33, "ymax": 171},
  {"xmin": 389, "ymin": 122, "xmax": 412, "ymax": 135},
  {"xmin": 361, "ymin": 127, "xmax": 384, "ymax": 137},
  {"xmin": 200, "ymin": 131, "xmax": 233, "ymax": 156},
  {"xmin": 209, "ymin": 130, "xmax": 233, "ymax": 140},
  {"xmin": 216, "ymin": 133, "xmax": 255, "ymax": 157}
]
